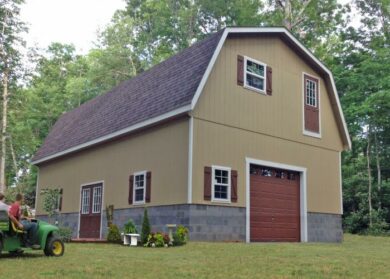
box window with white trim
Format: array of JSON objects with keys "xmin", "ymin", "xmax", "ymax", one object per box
[
  {"xmin": 133, "ymin": 172, "xmax": 146, "ymax": 204},
  {"xmin": 92, "ymin": 186, "xmax": 102, "ymax": 213},
  {"xmin": 81, "ymin": 188, "xmax": 90, "ymax": 214},
  {"xmin": 212, "ymin": 166, "xmax": 231, "ymax": 202},
  {"xmin": 305, "ymin": 79, "xmax": 317, "ymax": 107},
  {"xmin": 244, "ymin": 57, "xmax": 266, "ymax": 92}
]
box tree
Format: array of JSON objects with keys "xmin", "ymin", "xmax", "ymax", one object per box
[
  {"xmin": 141, "ymin": 208, "xmax": 151, "ymax": 244},
  {"xmin": 0, "ymin": 0, "xmax": 26, "ymax": 192}
]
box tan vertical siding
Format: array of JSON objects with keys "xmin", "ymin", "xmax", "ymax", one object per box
[
  {"xmin": 191, "ymin": 36, "xmax": 343, "ymax": 214},
  {"xmin": 193, "ymin": 36, "xmax": 344, "ymax": 151},
  {"xmin": 192, "ymin": 119, "xmax": 342, "ymax": 214},
  {"xmin": 36, "ymin": 119, "xmax": 189, "ymax": 214}
]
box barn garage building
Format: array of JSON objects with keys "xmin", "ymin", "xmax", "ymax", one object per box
[{"xmin": 33, "ymin": 27, "xmax": 351, "ymax": 242}]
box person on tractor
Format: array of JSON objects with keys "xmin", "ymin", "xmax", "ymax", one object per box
[
  {"xmin": 0, "ymin": 193, "xmax": 9, "ymax": 211},
  {"xmin": 9, "ymin": 193, "xmax": 39, "ymax": 249}
]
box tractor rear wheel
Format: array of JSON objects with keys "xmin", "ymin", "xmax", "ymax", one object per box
[{"xmin": 44, "ymin": 236, "xmax": 64, "ymax": 257}]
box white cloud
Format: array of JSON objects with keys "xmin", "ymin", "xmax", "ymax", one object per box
[{"xmin": 20, "ymin": 0, "xmax": 126, "ymax": 53}]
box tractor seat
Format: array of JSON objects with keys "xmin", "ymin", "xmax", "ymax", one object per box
[{"xmin": 11, "ymin": 220, "xmax": 26, "ymax": 234}]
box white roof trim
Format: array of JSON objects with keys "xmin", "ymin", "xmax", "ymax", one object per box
[
  {"xmin": 32, "ymin": 105, "xmax": 191, "ymax": 165},
  {"xmin": 191, "ymin": 27, "xmax": 351, "ymax": 150}
]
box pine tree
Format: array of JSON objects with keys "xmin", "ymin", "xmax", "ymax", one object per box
[{"xmin": 141, "ymin": 208, "xmax": 151, "ymax": 244}]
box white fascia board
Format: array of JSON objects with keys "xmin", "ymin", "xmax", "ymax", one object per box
[
  {"xmin": 191, "ymin": 27, "xmax": 351, "ymax": 150},
  {"xmin": 32, "ymin": 105, "xmax": 191, "ymax": 165}
]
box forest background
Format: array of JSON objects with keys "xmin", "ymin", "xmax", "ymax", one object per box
[{"xmin": 0, "ymin": 0, "xmax": 389, "ymax": 234}]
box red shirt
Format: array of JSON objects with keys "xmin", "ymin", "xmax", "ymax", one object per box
[{"xmin": 9, "ymin": 203, "xmax": 21, "ymax": 221}]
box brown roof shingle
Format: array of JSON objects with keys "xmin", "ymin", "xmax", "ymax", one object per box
[{"xmin": 33, "ymin": 30, "xmax": 224, "ymax": 163}]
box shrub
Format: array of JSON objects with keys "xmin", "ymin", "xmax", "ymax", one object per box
[
  {"xmin": 57, "ymin": 226, "xmax": 73, "ymax": 243},
  {"xmin": 173, "ymin": 225, "xmax": 189, "ymax": 246},
  {"xmin": 123, "ymin": 219, "xmax": 137, "ymax": 234},
  {"xmin": 107, "ymin": 224, "xmax": 121, "ymax": 243},
  {"xmin": 141, "ymin": 208, "xmax": 151, "ymax": 244},
  {"xmin": 144, "ymin": 232, "xmax": 170, "ymax": 247}
]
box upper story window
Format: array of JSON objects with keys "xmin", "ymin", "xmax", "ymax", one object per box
[
  {"xmin": 306, "ymin": 79, "xmax": 317, "ymax": 107},
  {"xmin": 133, "ymin": 171, "xmax": 146, "ymax": 204},
  {"xmin": 244, "ymin": 57, "xmax": 266, "ymax": 93},
  {"xmin": 212, "ymin": 166, "xmax": 231, "ymax": 202},
  {"xmin": 303, "ymin": 73, "xmax": 320, "ymax": 136}
]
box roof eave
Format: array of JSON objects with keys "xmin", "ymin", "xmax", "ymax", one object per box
[{"xmin": 31, "ymin": 105, "xmax": 192, "ymax": 165}]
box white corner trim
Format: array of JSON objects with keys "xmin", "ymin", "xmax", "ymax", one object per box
[
  {"xmin": 77, "ymin": 180, "xmax": 105, "ymax": 239},
  {"xmin": 302, "ymin": 72, "xmax": 322, "ymax": 138},
  {"xmin": 339, "ymin": 152, "xmax": 343, "ymax": 215},
  {"xmin": 190, "ymin": 29, "xmax": 229, "ymax": 110},
  {"xmin": 245, "ymin": 157, "xmax": 308, "ymax": 243},
  {"xmin": 32, "ymin": 105, "xmax": 192, "ymax": 165},
  {"xmin": 190, "ymin": 27, "xmax": 350, "ymax": 149},
  {"xmin": 187, "ymin": 117, "xmax": 194, "ymax": 204},
  {"xmin": 34, "ymin": 171, "xmax": 40, "ymax": 212}
]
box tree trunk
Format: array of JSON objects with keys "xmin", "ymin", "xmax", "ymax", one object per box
[
  {"xmin": 283, "ymin": 0, "xmax": 293, "ymax": 30},
  {"xmin": 0, "ymin": 71, "xmax": 8, "ymax": 193},
  {"xmin": 366, "ymin": 128, "xmax": 373, "ymax": 228},
  {"xmin": 9, "ymin": 135, "xmax": 18, "ymax": 176},
  {"xmin": 374, "ymin": 129, "xmax": 382, "ymax": 209}
]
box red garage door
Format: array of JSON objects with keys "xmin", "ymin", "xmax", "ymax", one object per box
[{"xmin": 250, "ymin": 165, "xmax": 300, "ymax": 242}]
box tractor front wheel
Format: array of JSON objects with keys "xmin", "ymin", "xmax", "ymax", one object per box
[{"xmin": 44, "ymin": 236, "xmax": 64, "ymax": 257}]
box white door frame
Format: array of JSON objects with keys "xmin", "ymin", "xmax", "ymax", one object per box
[
  {"xmin": 245, "ymin": 157, "xmax": 308, "ymax": 243},
  {"xmin": 77, "ymin": 180, "xmax": 105, "ymax": 239}
]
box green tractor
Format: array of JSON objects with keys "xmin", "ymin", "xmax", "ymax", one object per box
[{"xmin": 0, "ymin": 210, "xmax": 65, "ymax": 256}]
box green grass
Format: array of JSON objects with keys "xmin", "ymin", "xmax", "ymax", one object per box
[{"xmin": 0, "ymin": 234, "xmax": 389, "ymax": 278}]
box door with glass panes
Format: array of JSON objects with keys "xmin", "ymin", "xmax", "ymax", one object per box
[{"xmin": 79, "ymin": 183, "xmax": 103, "ymax": 238}]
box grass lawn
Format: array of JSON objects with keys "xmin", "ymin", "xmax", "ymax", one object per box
[{"xmin": 0, "ymin": 234, "xmax": 389, "ymax": 278}]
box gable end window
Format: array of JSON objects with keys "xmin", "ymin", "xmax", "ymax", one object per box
[
  {"xmin": 212, "ymin": 166, "xmax": 231, "ymax": 202},
  {"xmin": 244, "ymin": 57, "xmax": 266, "ymax": 93},
  {"xmin": 133, "ymin": 171, "xmax": 146, "ymax": 204},
  {"xmin": 303, "ymin": 73, "xmax": 320, "ymax": 136}
]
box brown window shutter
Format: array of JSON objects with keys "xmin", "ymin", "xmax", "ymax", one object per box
[
  {"xmin": 231, "ymin": 170, "xmax": 238, "ymax": 202},
  {"xmin": 59, "ymin": 188, "xmax": 63, "ymax": 211},
  {"xmin": 128, "ymin": 175, "xmax": 134, "ymax": 204},
  {"xmin": 237, "ymin": 55, "xmax": 244, "ymax": 86},
  {"xmin": 146, "ymin": 171, "xmax": 152, "ymax": 203},
  {"xmin": 204, "ymin": 166, "xmax": 212, "ymax": 201},
  {"xmin": 266, "ymin": 66, "xmax": 273, "ymax": 95}
]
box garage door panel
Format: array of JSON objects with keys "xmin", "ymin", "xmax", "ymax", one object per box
[
  {"xmin": 250, "ymin": 183, "xmax": 298, "ymax": 196},
  {"xmin": 250, "ymin": 164, "xmax": 300, "ymax": 242},
  {"xmin": 250, "ymin": 215, "xmax": 299, "ymax": 224},
  {"xmin": 250, "ymin": 228, "xmax": 299, "ymax": 238},
  {"xmin": 250, "ymin": 198, "xmax": 299, "ymax": 210}
]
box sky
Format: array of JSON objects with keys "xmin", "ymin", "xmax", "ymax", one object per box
[
  {"xmin": 20, "ymin": 0, "xmax": 126, "ymax": 54},
  {"xmin": 20, "ymin": 0, "xmax": 358, "ymax": 55}
]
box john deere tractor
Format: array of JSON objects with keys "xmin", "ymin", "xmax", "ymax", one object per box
[{"xmin": 0, "ymin": 210, "xmax": 65, "ymax": 256}]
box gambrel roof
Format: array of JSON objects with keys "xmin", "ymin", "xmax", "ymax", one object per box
[{"xmin": 32, "ymin": 27, "xmax": 351, "ymax": 165}]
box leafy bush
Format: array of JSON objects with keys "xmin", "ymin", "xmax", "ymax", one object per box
[
  {"xmin": 107, "ymin": 224, "xmax": 121, "ymax": 243},
  {"xmin": 141, "ymin": 208, "xmax": 151, "ymax": 244},
  {"xmin": 144, "ymin": 232, "xmax": 170, "ymax": 247},
  {"xmin": 173, "ymin": 225, "xmax": 189, "ymax": 246},
  {"xmin": 57, "ymin": 226, "xmax": 73, "ymax": 243},
  {"xmin": 123, "ymin": 219, "xmax": 137, "ymax": 234}
]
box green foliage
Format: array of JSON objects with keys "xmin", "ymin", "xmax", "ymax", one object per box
[
  {"xmin": 107, "ymin": 224, "xmax": 122, "ymax": 243},
  {"xmin": 173, "ymin": 225, "xmax": 189, "ymax": 246},
  {"xmin": 144, "ymin": 232, "xmax": 170, "ymax": 247},
  {"xmin": 57, "ymin": 226, "xmax": 73, "ymax": 243},
  {"xmin": 40, "ymin": 188, "xmax": 61, "ymax": 217},
  {"xmin": 123, "ymin": 219, "xmax": 137, "ymax": 234},
  {"xmin": 141, "ymin": 208, "xmax": 151, "ymax": 244}
]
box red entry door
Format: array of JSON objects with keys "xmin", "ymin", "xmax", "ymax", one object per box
[{"xmin": 79, "ymin": 183, "xmax": 103, "ymax": 238}]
